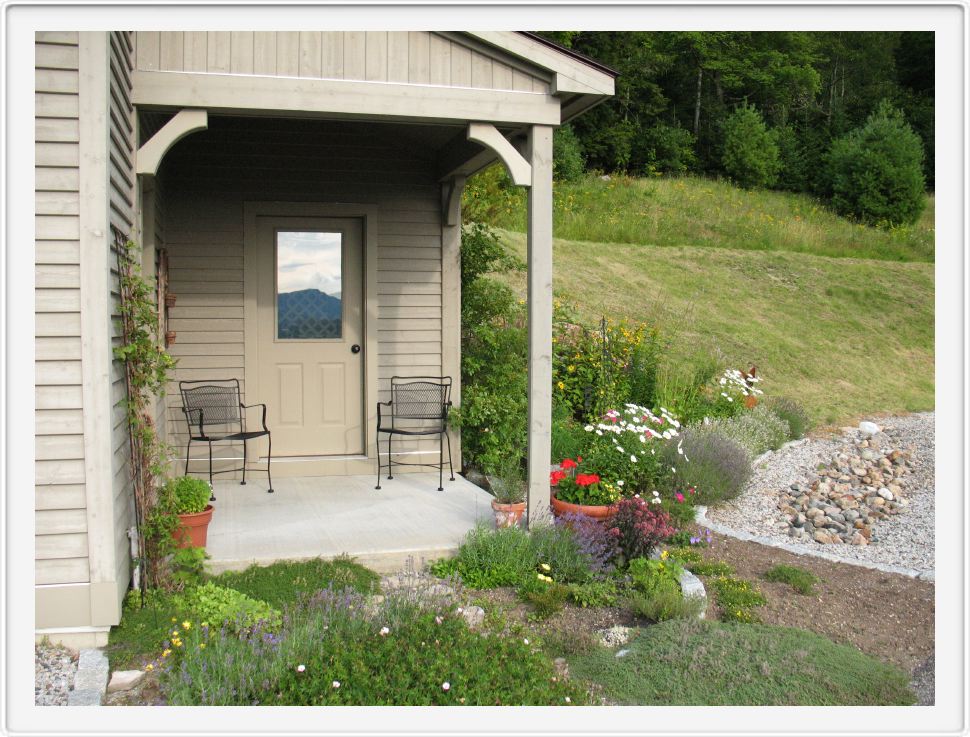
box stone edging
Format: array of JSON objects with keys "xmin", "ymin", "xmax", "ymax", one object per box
[
  {"xmin": 67, "ymin": 648, "xmax": 109, "ymax": 706},
  {"xmin": 678, "ymin": 568, "xmax": 707, "ymax": 618},
  {"xmin": 695, "ymin": 505, "xmax": 935, "ymax": 581}
]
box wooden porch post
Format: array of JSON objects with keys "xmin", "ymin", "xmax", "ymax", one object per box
[{"xmin": 526, "ymin": 125, "xmax": 554, "ymax": 527}]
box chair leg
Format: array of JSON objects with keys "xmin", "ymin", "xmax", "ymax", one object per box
[
  {"xmin": 375, "ymin": 431, "xmax": 382, "ymax": 490},
  {"xmin": 387, "ymin": 433, "xmax": 393, "ymax": 480},
  {"xmin": 445, "ymin": 430, "xmax": 455, "ymax": 481},
  {"xmin": 184, "ymin": 437, "xmax": 192, "ymax": 476},
  {"xmin": 241, "ymin": 439, "xmax": 248, "ymax": 485},
  {"xmin": 266, "ymin": 433, "xmax": 274, "ymax": 493},
  {"xmin": 438, "ymin": 432, "xmax": 444, "ymax": 491},
  {"xmin": 207, "ymin": 440, "xmax": 216, "ymax": 501}
]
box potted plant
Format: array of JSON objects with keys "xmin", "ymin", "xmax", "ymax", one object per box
[
  {"xmin": 486, "ymin": 454, "xmax": 527, "ymax": 528},
  {"xmin": 165, "ymin": 476, "xmax": 214, "ymax": 549},
  {"xmin": 550, "ymin": 457, "xmax": 621, "ymax": 521}
]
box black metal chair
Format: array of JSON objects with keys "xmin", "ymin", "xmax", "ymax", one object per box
[
  {"xmin": 376, "ymin": 376, "xmax": 455, "ymax": 491},
  {"xmin": 179, "ymin": 378, "xmax": 273, "ymax": 500}
]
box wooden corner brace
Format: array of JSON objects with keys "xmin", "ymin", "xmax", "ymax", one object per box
[
  {"xmin": 135, "ymin": 109, "xmax": 209, "ymax": 176},
  {"xmin": 467, "ymin": 122, "xmax": 532, "ymax": 187}
]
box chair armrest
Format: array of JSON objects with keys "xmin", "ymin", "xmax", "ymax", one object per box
[
  {"xmin": 182, "ymin": 407, "xmax": 207, "ymax": 439},
  {"xmin": 376, "ymin": 401, "xmax": 392, "ymax": 426},
  {"xmin": 241, "ymin": 403, "xmax": 268, "ymax": 432}
]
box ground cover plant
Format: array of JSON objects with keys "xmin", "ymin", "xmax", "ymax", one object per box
[
  {"xmin": 763, "ymin": 564, "xmax": 821, "ymax": 595},
  {"xmin": 157, "ymin": 584, "xmax": 586, "ymax": 706},
  {"xmin": 106, "ymin": 557, "xmax": 378, "ymax": 670},
  {"xmin": 568, "ymin": 618, "xmax": 916, "ymax": 705}
]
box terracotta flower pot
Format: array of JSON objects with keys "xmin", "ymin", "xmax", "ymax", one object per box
[
  {"xmin": 173, "ymin": 505, "xmax": 214, "ymax": 549},
  {"xmin": 165, "ymin": 330, "xmax": 177, "ymax": 345},
  {"xmin": 550, "ymin": 491, "xmax": 618, "ymax": 522},
  {"xmin": 164, "ymin": 294, "xmax": 177, "ymax": 309},
  {"xmin": 491, "ymin": 499, "xmax": 526, "ymax": 528}
]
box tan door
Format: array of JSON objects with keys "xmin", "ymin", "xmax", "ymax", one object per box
[{"xmin": 254, "ymin": 216, "xmax": 364, "ymax": 456}]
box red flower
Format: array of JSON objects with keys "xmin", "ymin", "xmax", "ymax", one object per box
[
  {"xmin": 575, "ymin": 473, "xmax": 601, "ymax": 487},
  {"xmin": 560, "ymin": 458, "xmax": 578, "ymax": 470},
  {"xmin": 549, "ymin": 470, "xmax": 567, "ymax": 486},
  {"xmin": 577, "ymin": 456, "xmax": 583, "ymax": 463}
]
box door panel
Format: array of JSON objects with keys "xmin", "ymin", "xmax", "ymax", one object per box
[{"xmin": 254, "ymin": 216, "xmax": 364, "ymax": 456}]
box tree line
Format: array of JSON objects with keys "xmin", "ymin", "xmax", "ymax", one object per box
[{"xmin": 539, "ymin": 32, "xmax": 933, "ymax": 223}]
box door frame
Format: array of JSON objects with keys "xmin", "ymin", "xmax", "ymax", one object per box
[{"xmin": 243, "ymin": 201, "xmax": 379, "ymax": 472}]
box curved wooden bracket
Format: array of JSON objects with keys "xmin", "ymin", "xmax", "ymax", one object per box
[
  {"xmin": 136, "ymin": 109, "xmax": 208, "ymax": 176},
  {"xmin": 442, "ymin": 176, "xmax": 466, "ymax": 226},
  {"xmin": 467, "ymin": 122, "xmax": 532, "ymax": 187}
]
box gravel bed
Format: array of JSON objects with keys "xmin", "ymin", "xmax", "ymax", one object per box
[
  {"xmin": 909, "ymin": 654, "xmax": 935, "ymax": 706},
  {"xmin": 705, "ymin": 413, "xmax": 934, "ymax": 575},
  {"xmin": 35, "ymin": 643, "xmax": 78, "ymax": 706}
]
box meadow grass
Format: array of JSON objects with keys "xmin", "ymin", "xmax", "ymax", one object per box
[
  {"xmin": 481, "ymin": 174, "xmax": 934, "ymax": 262},
  {"xmin": 497, "ymin": 229, "xmax": 933, "ymax": 424},
  {"xmin": 568, "ymin": 618, "xmax": 916, "ymax": 705}
]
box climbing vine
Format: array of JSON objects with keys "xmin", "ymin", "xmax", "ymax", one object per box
[{"xmin": 113, "ymin": 236, "xmax": 178, "ymax": 591}]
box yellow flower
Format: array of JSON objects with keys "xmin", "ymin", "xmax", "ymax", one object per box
[
  {"xmin": 540, "ymin": 563, "xmax": 551, "ymax": 572},
  {"xmin": 660, "ymin": 550, "xmax": 669, "ymax": 560},
  {"xmin": 201, "ymin": 622, "xmax": 209, "ymax": 628},
  {"xmin": 145, "ymin": 664, "xmax": 154, "ymax": 671},
  {"xmin": 172, "ymin": 630, "xmax": 179, "ymax": 637},
  {"xmin": 171, "ymin": 617, "xmax": 177, "ymax": 623},
  {"xmin": 162, "ymin": 649, "xmax": 171, "ymax": 658},
  {"xmin": 199, "ymin": 643, "xmax": 206, "ymax": 649},
  {"xmin": 557, "ymin": 381, "xmax": 565, "ymax": 391},
  {"xmin": 182, "ymin": 621, "xmax": 191, "ymax": 630},
  {"xmin": 173, "ymin": 640, "xmax": 182, "ymax": 648},
  {"xmin": 567, "ymin": 365, "xmax": 575, "ymax": 373}
]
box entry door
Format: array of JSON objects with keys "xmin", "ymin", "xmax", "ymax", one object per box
[{"xmin": 254, "ymin": 216, "xmax": 364, "ymax": 456}]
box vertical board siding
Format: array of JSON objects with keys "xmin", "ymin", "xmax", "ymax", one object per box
[
  {"xmin": 35, "ymin": 32, "xmax": 87, "ymax": 584},
  {"xmin": 161, "ymin": 118, "xmax": 443, "ymax": 461},
  {"xmin": 137, "ymin": 31, "xmax": 550, "ymax": 92},
  {"xmin": 108, "ymin": 31, "xmax": 136, "ymax": 591}
]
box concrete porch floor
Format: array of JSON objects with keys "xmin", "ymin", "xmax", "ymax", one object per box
[{"xmin": 204, "ymin": 472, "xmax": 494, "ymax": 574}]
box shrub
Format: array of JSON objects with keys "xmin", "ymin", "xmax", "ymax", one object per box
[
  {"xmin": 170, "ymin": 546, "xmax": 208, "ymax": 589},
  {"xmin": 606, "ymin": 498, "xmax": 676, "ymax": 564},
  {"xmin": 180, "ymin": 582, "xmax": 282, "ymax": 632},
  {"xmin": 693, "ymin": 406, "xmax": 791, "ymax": 459},
  {"xmin": 554, "ymin": 125, "xmax": 586, "ymax": 182},
  {"xmin": 210, "ymin": 556, "xmax": 379, "ymax": 609},
  {"xmin": 462, "ymin": 164, "xmax": 525, "ymax": 225},
  {"xmin": 436, "ymin": 520, "xmax": 609, "ymax": 590},
  {"xmin": 639, "ymin": 123, "xmax": 697, "ymax": 175},
  {"xmin": 721, "ymin": 103, "xmax": 781, "ymax": 189},
  {"xmin": 660, "ymin": 428, "xmax": 752, "ymax": 505},
  {"xmin": 518, "ymin": 577, "xmax": 570, "ymax": 619},
  {"xmin": 162, "ymin": 588, "xmax": 585, "ymax": 706},
  {"xmin": 627, "ymin": 556, "xmax": 683, "ymax": 597},
  {"xmin": 763, "ymin": 564, "xmax": 820, "ymax": 595},
  {"xmin": 824, "ymin": 100, "xmax": 926, "ymax": 226},
  {"xmin": 551, "ymin": 403, "xmax": 588, "ymax": 462},
  {"xmin": 163, "ymin": 476, "xmax": 211, "ymax": 515},
  {"xmin": 763, "ymin": 396, "xmax": 811, "ymax": 440},
  {"xmin": 566, "ymin": 579, "xmax": 619, "ymax": 608},
  {"xmin": 625, "ymin": 588, "xmax": 705, "ymax": 623},
  {"xmin": 710, "ymin": 575, "xmax": 767, "ymax": 623}
]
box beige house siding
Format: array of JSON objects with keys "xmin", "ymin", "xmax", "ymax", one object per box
[
  {"xmin": 35, "ymin": 31, "xmax": 89, "ymax": 587},
  {"xmin": 162, "ymin": 117, "xmax": 443, "ymax": 467},
  {"xmin": 107, "ymin": 30, "xmax": 136, "ymax": 602},
  {"xmin": 134, "ymin": 31, "xmax": 549, "ymax": 93}
]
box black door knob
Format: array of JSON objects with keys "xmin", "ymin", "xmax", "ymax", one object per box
[{"xmin": 351, "ymin": 344, "xmax": 361, "ymax": 354}]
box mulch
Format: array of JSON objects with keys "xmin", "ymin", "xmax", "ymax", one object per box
[{"xmin": 699, "ymin": 531, "xmax": 934, "ymax": 674}]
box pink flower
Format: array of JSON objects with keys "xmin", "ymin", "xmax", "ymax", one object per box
[{"xmin": 675, "ymin": 492, "xmax": 685, "ymax": 503}]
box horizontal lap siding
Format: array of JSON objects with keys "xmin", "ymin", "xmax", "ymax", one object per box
[
  {"xmin": 135, "ymin": 31, "xmax": 549, "ymax": 92},
  {"xmin": 163, "ymin": 118, "xmax": 442, "ymax": 459},
  {"xmin": 108, "ymin": 31, "xmax": 136, "ymax": 590},
  {"xmin": 35, "ymin": 32, "xmax": 88, "ymax": 584}
]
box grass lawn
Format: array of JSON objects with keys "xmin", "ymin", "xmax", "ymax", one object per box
[
  {"xmin": 480, "ymin": 174, "xmax": 934, "ymax": 262},
  {"xmin": 568, "ymin": 618, "xmax": 916, "ymax": 706},
  {"xmin": 497, "ymin": 229, "xmax": 933, "ymax": 424}
]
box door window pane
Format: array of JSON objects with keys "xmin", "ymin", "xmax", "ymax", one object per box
[{"xmin": 276, "ymin": 231, "xmax": 342, "ymax": 340}]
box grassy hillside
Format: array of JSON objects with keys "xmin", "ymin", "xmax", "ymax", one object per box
[
  {"xmin": 476, "ymin": 175, "xmax": 934, "ymax": 263},
  {"xmin": 497, "ymin": 229, "xmax": 934, "ymax": 425}
]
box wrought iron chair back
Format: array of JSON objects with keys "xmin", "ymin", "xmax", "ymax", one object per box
[
  {"xmin": 179, "ymin": 378, "xmax": 274, "ymax": 498},
  {"xmin": 376, "ymin": 376, "xmax": 454, "ymax": 491}
]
